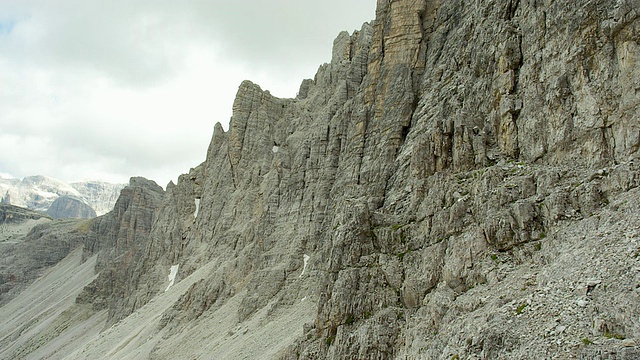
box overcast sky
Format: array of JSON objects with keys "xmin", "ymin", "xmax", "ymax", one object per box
[{"xmin": 0, "ymin": 1, "xmax": 376, "ymax": 187}]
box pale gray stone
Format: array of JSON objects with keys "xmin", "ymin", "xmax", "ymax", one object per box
[{"xmin": 3, "ymin": 1, "xmax": 640, "ymax": 359}]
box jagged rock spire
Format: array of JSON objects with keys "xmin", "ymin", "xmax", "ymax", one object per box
[{"xmin": 1, "ymin": 191, "xmax": 10, "ymax": 205}]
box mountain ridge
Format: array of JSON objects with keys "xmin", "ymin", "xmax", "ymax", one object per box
[
  {"xmin": 1, "ymin": 0, "xmax": 640, "ymax": 358},
  {"xmin": 0, "ymin": 175, "xmax": 125, "ymax": 217}
]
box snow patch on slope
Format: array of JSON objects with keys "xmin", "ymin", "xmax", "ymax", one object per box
[
  {"xmin": 194, "ymin": 198, "xmax": 201, "ymax": 218},
  {"xmin": 165, "ymin": 265, "xmax": 179, "ymax": 292},
  {"xmin": 299, "ymin": 254, "xmax": 310, "ymax": 278}
]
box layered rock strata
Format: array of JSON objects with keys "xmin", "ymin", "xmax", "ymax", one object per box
[
  {"xmin": 1, "ymin": 0, "xmax": 639, "ymax": 359},
  {"xmin": 46, "ymin": 195, "xmax": 97, "ymax": 219},
  {"xmin": 149, "ymin": 0, "xmax": 640, "ymax": 357},
  {"xmin": 0, "ymin": 206, "xmax": 85, "ymax": 307}
]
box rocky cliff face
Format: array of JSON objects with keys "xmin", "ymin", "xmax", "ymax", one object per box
[
  {"xmin": 71, "ymin": 181, "xmax": 127, "ymax": 216},
  {"xmin": 77, "ymin": 177, "xmax": 165, "ymax": 321},
  {"xmin": 1, "ymin": 0, "xmax": 639, "ymax": 359},
  {"xmin": 46, "ymin": 195, "xmax": 97, "ymax": 219}
]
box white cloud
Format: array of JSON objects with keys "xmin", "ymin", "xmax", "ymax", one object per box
[{"xmin": 0, "ymin": 0, "xmax": 376, "ymax": 186}]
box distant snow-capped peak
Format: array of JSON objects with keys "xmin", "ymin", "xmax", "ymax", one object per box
[{"xmin": 0, "ymin": 175, "xmax": 125, "ymax": 215}]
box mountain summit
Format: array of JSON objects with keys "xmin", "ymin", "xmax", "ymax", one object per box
[
  {"xmin": 0, "ymin": 175, "xmax": 125, "ymax": 217},
  {"xmin": 1, "ymin": 0, "xmax": 639, "ymax": 358}
]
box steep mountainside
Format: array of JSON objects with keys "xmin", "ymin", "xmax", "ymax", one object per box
[
  {"xmin": 0, "ymin": 175, "xmax": 81, "ymax": 212},
  {"xmin": 0, "ymin": 0, "xmax": 639, "ymax": 359},
  {"xmin": 46, "ymin": 195, "xmax": 97, "ymax": 219},
  {"xmin": 0, "ymin": 204, "xmax": 88, "ymax": 307},
  {"xmin": 0, "ymin": 205, "xmax": 51, "ymax": 245},
  {"xmin": 71, "ymin": 181, "xmax": 127, "ymax": 216},
  {"xmin": 0, "ymin": 175, "xmax": 125, "ymax": 216}
]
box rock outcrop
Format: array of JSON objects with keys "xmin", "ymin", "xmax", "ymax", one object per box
[
  {"xmin": 1, "ymin": 0, "xmax": 640, "ymax": 359},
  {"xmin": 0, "ymin": 192, "xmax": 9, "ymax": 205},
  {"xmin": 0, "ymin": 205, "xmax": 86, "ymax": 307},
  {"xmin": 0, "ymin": 205, "xmax": 46, "ymax": 224},
  {"xmin": 76, "ymin": 177, "xmax": 165, "ymax": 323},
  {"xmin": 46, "ymin": 195, "xmax": 97, "ymax": 219}
]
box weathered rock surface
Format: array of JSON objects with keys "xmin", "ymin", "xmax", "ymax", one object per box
[
  {"xmin": 1, "ymin": 0, "xmax": 640, "ymax": 359},
  {"xmin": 76, "ymin": 177, "xmax": 165, "ymax": 324},
  {"xmin": 0, "ymin": 204, "xmax": 48, "ymax": 225},
  {"xmin": 0, "ymin": 205, "xmax": 87, "ymax": 307},
  {"xmin": 71, "ymin": 180, "xmax": 126, "ymax": 216},
  {"xmin": 0, "ymin": 192, "xmax": 9, "ymax": 205},
  {"xmin": 46, "ymin": 195, "xmax": 97, "ymax": 219}
]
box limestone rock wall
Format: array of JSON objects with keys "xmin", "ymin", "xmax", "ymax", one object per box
[
  {"xmin": 77, "ymin": 177, "xmax": 165, "ymax": 323},
  {"xmin": 37, "ymin": 0, "xmax": 640, "ymax": 358},
  {"xmin": 46, "ymin": 195, "xmax": 97, "ymax": 219},
  {"xmin": 71, "ymin": 181, "xmax": 126, "ymax": 216},
  {"xmin": 0, "ymin": 213, "xmax": 87, "ymax": 307}
]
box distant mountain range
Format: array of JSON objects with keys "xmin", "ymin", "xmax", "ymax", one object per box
[{"xmin": 0, "ymin": 175, "xmax": 125, "ymax": 217}]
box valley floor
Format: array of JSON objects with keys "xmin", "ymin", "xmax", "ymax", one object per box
[{"xmin": 0, "ymin": 247, "xmax": 314, "ymax": 360}]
